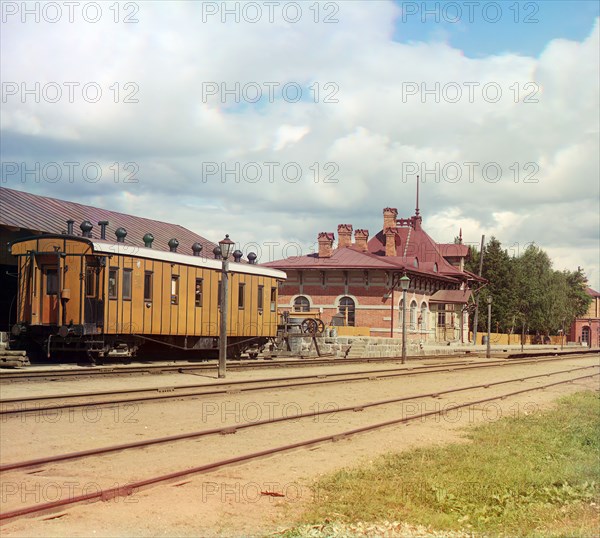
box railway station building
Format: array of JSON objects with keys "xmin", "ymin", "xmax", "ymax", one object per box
[
  {"xmin": 265, "ymin": 206, "xmax": 485, "ymax": 344},
  {"xmin": 0, "ymin": 187, "xmax": 216, "ymax": 332},
  {"xmin": 569, "ymin": 287, "xmax": 600, "ymax": 348}
]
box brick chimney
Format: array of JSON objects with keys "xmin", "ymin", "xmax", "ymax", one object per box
[
  {"xmin": 385, "ymin": 227, "xmax": 397, "ymax": 257},
  {"xmin": 354, "ymin": 229, "xmax": 369, "ymax": 251},
  {"xmin": 383, "ymin": 207, "xmax": 398, "ymax": 229},
  {"xmin": 337, "ymin": 224, "xmax": 353, "ymax": 249},
  {"xmin": 318, "ymin": 232, "xmax": 335, "ymax": 258}
]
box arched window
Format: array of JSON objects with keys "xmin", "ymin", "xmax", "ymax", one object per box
[
  {"xmin": 420, "ymin": 302, "xmax": 428, "ymax": 331},
  {"xmin": 293, "ymin": 296, "xmax": 310, "ymax": 312},
  {"xmin": 413, "ymin": 258, "xmax": 419, "ymax": 268},
  {"xmin": 338, "ymin": 296, "xmax": 356, "ymax": 326},
  {"xmin": 410, "ymin": 300, "xmax": 418, "ymax": 330},
  {"xmin": 433, "ymin": 263, "xmax": 438, "ymax": 273}
]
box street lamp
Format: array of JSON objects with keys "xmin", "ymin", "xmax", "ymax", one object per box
[
  {"xmin": 218, "ymin": 234, "xmax": 235, "ymax": 378},
  {"xmin": 486, "ymin": 295, "xmax": 492, "ymax": 359},
  {"xmin": 400, "ymin": 274, "xmax": 410, "ymax": 364}
]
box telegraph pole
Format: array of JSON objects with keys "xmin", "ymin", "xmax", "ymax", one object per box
[{"xmin": 472, "ymin": 234, "xmax": 485, "ymax": 345}]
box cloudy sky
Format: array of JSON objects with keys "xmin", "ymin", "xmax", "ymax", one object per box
[{"xmin": 1, "ymin": 1, "xmax": 599, "ymax": 288}]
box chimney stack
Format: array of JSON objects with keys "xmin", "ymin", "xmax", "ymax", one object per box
[
  {"xmin": 98, "ymin": 221, "xmax": 109, "ymax": 240},
  {"xmin": 66, "ymin": 219, "xmax": 75, "ymax": 235},
  {"xmin": 354, "ymin": 229, "xmax": 369, "ymax": 251},
  {"xmin": 385, "ymin": 228, "xmax": 397, "ymax": 257},
  {"xmin": 337, "ymin": 224, "xmax": 353, "ymax": 249},
  {"xmin": 383, "ymin": 207, "xmax": 398, "ymax": 230},
  {"xmin": 317, "ymin": 232, "xmax": 334, "ymax": 258}
]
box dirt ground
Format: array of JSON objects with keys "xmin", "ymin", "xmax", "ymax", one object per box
[{"xmin": 1, "ymin": 355, "xmax": 598, "ymax": 537}]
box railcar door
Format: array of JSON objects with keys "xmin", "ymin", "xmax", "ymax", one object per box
[
  {"xmin": 40, "ymin": 265, "xmax": 59, "ymax": 325},
  {"xmin": 84, "ymin": 260, "xmax": 104, "ymax": 330}
]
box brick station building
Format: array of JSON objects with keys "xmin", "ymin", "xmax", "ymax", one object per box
[
  {"xmin": 569, "ymin": 287, "xmax": 600, "ymax": 348},
  {"xmin": 266, "ymin": 206, "xmax": 484, "ymax": 344}
]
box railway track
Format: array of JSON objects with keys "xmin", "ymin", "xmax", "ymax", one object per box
[
  {"xmin": 1, "ymin": 363, "xmax": 597, "ymax": 523},
  {"xmin": 1, "ymin": 348, "xmax": 595, "ymax": 383},
  {"xmin": 1, "ymin": 354, "xmax": 596, "ymax": 416}
]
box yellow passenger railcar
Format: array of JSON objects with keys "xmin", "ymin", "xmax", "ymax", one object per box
[{"xmin": 9, "ymin": 226, "xmax": 286, "ymax": 362}]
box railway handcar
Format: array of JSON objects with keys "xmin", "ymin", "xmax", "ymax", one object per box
[{"xmin": 8, "ymin": 223, "xmax": 286, "ymax": 362}]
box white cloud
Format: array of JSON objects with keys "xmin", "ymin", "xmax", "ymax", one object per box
[{"xmin": 1, "ymin": 3, "xmax": 598, "ymax": 288}]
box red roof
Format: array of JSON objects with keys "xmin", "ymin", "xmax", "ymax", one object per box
[
  {"xmin": 266, "ymin": 210, "xmax": 484, "ymax": 284},
  {"xmin": 437, "ymin": 243, "xmax": 470, "ymax": 258},
  {"xmin": 587, "ymin": 287, "xmax": 600, "ymax": 297},
  {"xmin": 429, "ymin": 289, "xmax": 472, "ymax": 304},
  {"xmin": 0, "ymin": 187, "xmax": 215, "ymax": 255}
]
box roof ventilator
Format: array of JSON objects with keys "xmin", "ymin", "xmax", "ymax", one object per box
[
  {"xmin": 80, "ymin": 220, "xmax": 93, "ymax": 238},
  {"xmin": 143, "ymin": 233, "xmax": 154, "ymax": 248},
  {"xmin": 115, "ymin": 227, "xmax": 127, "ymax": 243}
]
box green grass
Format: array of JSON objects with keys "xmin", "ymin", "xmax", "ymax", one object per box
[{"xmin": 290, "ymin": 391, "xmax": 600, "ymax": 537}]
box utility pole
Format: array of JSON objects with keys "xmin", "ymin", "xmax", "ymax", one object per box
[{"xmin": 472, "ymin": 234, "xmax": 485, "ymax": 345}]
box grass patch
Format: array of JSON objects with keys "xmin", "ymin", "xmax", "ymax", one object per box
[{"xmin": 291, "ymin": 391, "xmax": 600, "ymax": 537}]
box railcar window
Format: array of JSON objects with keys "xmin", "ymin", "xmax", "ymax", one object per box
[
  {"xmin": 195, "ymin": 278, "xmax": 203, "ymax": 307},
  {"xmin": 108, "ymin": 269, "xmax": 118, "ymax": 299},
  {"xmin": 46, "ymin": 269, "xmax": 58, "ymax": 295},
  {"xmin": 123, "ymin": 269, "xmax": 132, "ymax": 301},
  {"xmin": 257, "ymin": 285, "xmax": 264, "ymax": 310},
  {"xmin": 270, "ymin": 287, "xmax": 277, "ymax": 312},
  {"xmin": 238, "ymin": 283, "xmax": 245, "ymax": 309},
  {"xmin": 85, "ymin": 267, "xmax": 96, "ymax": 297},
  {"xmin": 144, "ymin": 272, "xmax": 153, "ymax": 302},
  {"xmin": 171, "ymin": 275, "xmax": 179, "ymax": 305}
]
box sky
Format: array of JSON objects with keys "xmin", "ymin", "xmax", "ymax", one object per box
[{"xmin": 1, "ymin": 1, "xmax": 599, "ymax": 289}]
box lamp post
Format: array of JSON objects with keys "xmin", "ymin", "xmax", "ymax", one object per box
[
  {"xmin": 218, "ymin": 234, "xmax": 235, "ymax": 378},
  {"xmin": 486, "ymin": 295, "xmax": 492, "ymax": 359},
  {"xmin": 400, "ymin": 274, "xmax": 410, "ymax": 364}
]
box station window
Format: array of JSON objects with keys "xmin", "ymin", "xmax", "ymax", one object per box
[
  {"xmin": 437, "ymin": 304, "xmax": 446, "ymax": 327},
  {"xmin": 257, "ymin": 285, "xmax": 264, "ymax": 311},
  {"xmin": 46, "ymin": 269, "xmax": 58, "ymax": 295},
  {"xmin": 238, "ymin": 283, "xmax": 245, "ymax": 309},
  {"xmin": 171, "ymin": 275, "xmax": 179, "ymax": 305},
  {"xmin": 338, "ymin": 296, "xmax": 356, "ymax": 326},
  {"xmin": 123, "ymin": 269, "xmax": 132, "ymax": 301},
  {"xmin": 108, "ymin": 268, "xmax": 118, "ymax": 299},
  {"xmin": 270, "ymin": 287, "xmax": 277, "ymax": 312},
  {"xmin": 293, "ymin": 296, "xmax": 310, "ymax": 312},
  {"xmin": 195, "ymin": 278, "xmax": 203, "ymax": 307},
  {"xmin": 144, "ymin": 272, "xmax": 153, "ymax": 302},
  {"xmin": 85, "ymin": 267, "xmax": 96, "ymax": 297}
]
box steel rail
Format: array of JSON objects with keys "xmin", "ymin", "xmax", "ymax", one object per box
[
  {"xmin": 1, "ymin": 370, "xmax": 597, "ymax": 523},
  {"xmin": 1, "ymin": 355, "xmax": 595, "ymax": 416},
  {"xmin": 0, "ymin": 356, "xmax": 561, "ymax": 405},
  {"xmin": 1, "ymin": 365, "xmax": 597, "ymax": 473},
  {"xmin": 0, "ymin": 354, "xmax": 469, "ymax": 381},
  {"xmin": 1, "ymin": 349, "xmax": 596, "ymax": 382}
]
